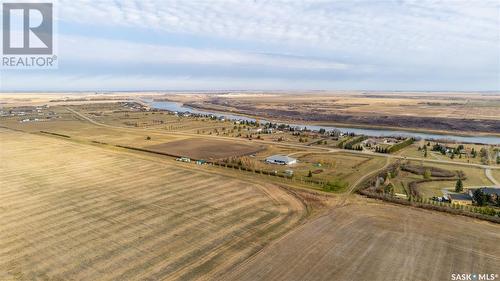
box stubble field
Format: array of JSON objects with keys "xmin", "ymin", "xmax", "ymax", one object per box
[
  {"xmin": 0, "ymin": 129, "xmax": 305, "ymax": 281},
  {"xmin": 146, "ymin": 138, "xmax": 265, "ymax": 160},
  {"xmin": 225, "ymin": 199, "xmax": 500, "ymax": 281}
]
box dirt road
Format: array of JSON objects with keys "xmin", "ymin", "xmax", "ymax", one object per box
[
  {"xmin": 485, "ymin": 168, "xmax": 499, "ymax": 186},
  {"xmin": 348, "ymin": 156, "xmax": 391, "ymax": 193}
]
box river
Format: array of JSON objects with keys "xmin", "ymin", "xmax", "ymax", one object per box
[{"xmin": 145, "ymin": 100, "xmax": 500, "ymax": 145}]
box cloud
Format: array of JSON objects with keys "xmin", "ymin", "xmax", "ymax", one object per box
[
  {"xmin": 57, "ymin": 0, "xmax": 498, "ymax": 51},
  {"xmin": 58, "ymin": 35, "xmax": 353, "ymax": 70},
  {"xmin": 2, "ymin": 0, "xmax": 498, "ymax": 91}
]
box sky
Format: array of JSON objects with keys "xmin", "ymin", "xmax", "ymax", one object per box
[{"xmin": 1, "ymin": 0, "xmax": 499, "ymax": 91}]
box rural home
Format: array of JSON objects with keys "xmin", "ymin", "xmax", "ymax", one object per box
[
  {"xmin": 362, "ymin": 138, "xmax": 378, "ymax": 146},
  {"xmin": 266, "ymin": 155, "xmax": 297, "ymax": 165},
  {"xmin": 448, "ymin": 193, "xmax": 472, "ymax": 205},
  {"xmin": 468, "ymin": 187, "xmax": 500, "ymax": 201}
]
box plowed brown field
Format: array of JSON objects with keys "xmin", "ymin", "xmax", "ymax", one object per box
[
  {"xmin": 0, "ymin": 129, "xmax": 305, "ymax": 280},
  {"xmin": 224, "ymin": 199, "xmax": 500, "ymax": 281},
  {"xmin": 146, "ymin": 138, "xmax": 265, "ymax": 160}
]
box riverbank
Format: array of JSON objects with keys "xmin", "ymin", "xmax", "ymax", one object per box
[
  {"xmin": 185, "ymin": 102, "xmax": 500, "ymax": 137},
  {"xmin": 145, "ymin": 100, "xmax": 500, "ymax": 145}
]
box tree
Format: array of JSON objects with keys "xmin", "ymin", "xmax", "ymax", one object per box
[
  {"xmin": 308, "ymin": 170, "xmax": 313, "ymax": 177},
  {"xmin": 145, "ymin": 136, "xmax": 151, "ymax": 140},
  {"xmin": 473, "ymin": 189, "xmax": 488, "ymax": 206},
  {"xmin": 423, "ymin": 168, "xmax": 432, "ymax": 179},
  {"xmin": 455, "ymin": 178, "xmax": 463, "ymax": 192},
  {"xmin": 384, "ymin": 183, "xmax": 395, "ymax": 195},
  {"xmin": 480, "ymin": 148, "xmax": 489, "ymax": 165},
  {"xmin": 323, "ymin": 179, "xmax": 348, "ymax": 192},
  {"xmin": 424, "ymin": 150, "xmax": 428, "ymax": 158}
]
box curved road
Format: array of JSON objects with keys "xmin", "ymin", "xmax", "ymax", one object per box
[{"xmin": 485, "ymin": 169, "xmax": 499, "ymax": 186}]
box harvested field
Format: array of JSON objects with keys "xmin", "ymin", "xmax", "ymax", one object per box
[
  {"xmin": 224, "ymin": 199, "xmax": 500, "ymax": 281},
  {"xmin": 493, "ymin": 169, "xmax": 500, "ymax": 184},
  {"xmin": 146, "ymin": 138, "xmax": 265, "ymax": 160},
  {"xmin": 0, "ymin": 129, "xmax": 305, "ymax": 281}
]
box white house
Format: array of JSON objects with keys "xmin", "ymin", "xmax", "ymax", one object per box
[{"xmin": 265, "ymin": 155, "xmax": 297, "ymax": 165}]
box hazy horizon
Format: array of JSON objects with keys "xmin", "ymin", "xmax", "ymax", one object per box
[{"xmin": 2, "ymin": 90, "xmax": 500, "ymax": 95}]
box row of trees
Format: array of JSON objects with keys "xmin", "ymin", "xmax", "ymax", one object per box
[
  {"xmin": 375, "ymin": 146, "xmax": 389, "ymax": 153},
  {"xmin": 387, "ymin": 138, "xmax": 414, "ymax": 153},
  {"xmin": 430, "ymin": 142, "xmax": 495, "ymax": 164},
  {"xmin": 339, "ymin": 136, "xmax": 367, "ymax": 149}
]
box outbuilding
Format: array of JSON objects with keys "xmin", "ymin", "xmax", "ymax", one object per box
[{"xmin": 265, "ymin": 155, "xmax": 297, "ymax": 165}]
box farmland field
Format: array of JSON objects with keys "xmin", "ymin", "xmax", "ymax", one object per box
[
  {"xmin": 224, "ymin": 198, "xmax": 500, "ymax": 281},
  {"xmin": 0, "ymin": 129, "xmax": 305, "ymax": 281},
  {"xmin": 1, "ymin": 95, "xmax": 499, "ymax": 281},
  {"xmin": 146, "ymin": 138, "xmax": 265, "ymax": 160}
]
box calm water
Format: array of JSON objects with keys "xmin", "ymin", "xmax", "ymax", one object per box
[{"xmin": 146, "ymin": 100, "xmax": 500, "ymax": 145}]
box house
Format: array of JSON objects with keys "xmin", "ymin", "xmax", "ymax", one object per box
[
  {"xmin": 468, "ymin": 187, "xmax": 500, "ymax": 201},
  {"xmin": 448, "ymin": 193, "xmax": 472, "ymax": 205},
  {"xmin": 362, "ymin": 138, "xmax": 378, "ymax": 146},
  {"xmin": 265, "ymin": 155, "xmax": 297, "ymax": 165}
]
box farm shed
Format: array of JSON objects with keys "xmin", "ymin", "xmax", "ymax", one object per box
[{"xmin": 266, "ymin": 155, "xmax": 297, "ymax": 165}]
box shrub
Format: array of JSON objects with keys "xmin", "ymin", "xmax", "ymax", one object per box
[{"xmin": 323, "ymin": 179, "xmax": 349, "ymax": 192}]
